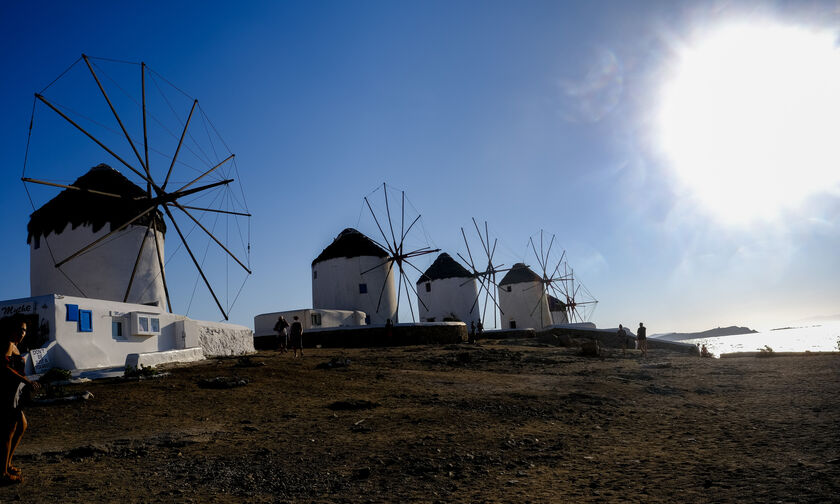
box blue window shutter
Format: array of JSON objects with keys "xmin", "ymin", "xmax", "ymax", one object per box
[
  {"xmin": 78, "ymin": 310, "xmax": 93, "ymax": 332},
  {"xmin": 66, "ymin": 304, "xmax": 79, "ymax": 322}
]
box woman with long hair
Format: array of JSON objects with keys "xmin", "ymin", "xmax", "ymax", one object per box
[{"xmin": 1, "ymin": 315, "xmax": 40, "ymax": 484}]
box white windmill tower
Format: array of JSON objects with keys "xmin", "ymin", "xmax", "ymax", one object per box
[
  {"xmin": 28, "ymin": 164, "xmax": 168, "ymax": 308},
  {"xmin": 415, "ymin": 252, "xmax": 480, "ymax": 325},
  {"xmin": 22, "ymin": 54, "xmax": 252, "ymax": 320},
  {"xmin": 497, "ymin": 263, "xmax": 551, "ymax": 329},
  {"xmin": 311, "ymin": 228, "xmax": 397, "ymax": 325},
  {"xmin": 456, "ymin": 218, "xmax": 511, "ymax": 330}
]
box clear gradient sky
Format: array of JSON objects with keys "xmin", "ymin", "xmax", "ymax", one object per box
[{"xmin": 2, "ymin": 1, "xmax": 839, "ymax": 333}]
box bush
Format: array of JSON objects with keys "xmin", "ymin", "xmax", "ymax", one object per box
[
  {"xmin": 38, "ymin": 367, "xmax": 71, "ymax": 383},
  {"xmin": 124, "ymin": 364, "xmax": 159, "ymax": 378}
]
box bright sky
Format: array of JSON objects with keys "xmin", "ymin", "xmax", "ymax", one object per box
[{"xmin": 2, "ymin": 0, "xmax": 839, "ymax": 333}]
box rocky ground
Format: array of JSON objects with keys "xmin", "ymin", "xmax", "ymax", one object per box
[{"xmin": 3, "ymin": 339, "xmax": 839, "ymax": 503}]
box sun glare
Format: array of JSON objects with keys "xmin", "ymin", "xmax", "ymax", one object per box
[{"xmin": 658, "ymin": 21, "xmax": 840, "ymax": 224}]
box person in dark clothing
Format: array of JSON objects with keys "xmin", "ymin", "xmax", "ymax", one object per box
[
  {"xmin": 273, "ymin": 316, "xmax": 290, "ymax": 353},
  {"xmin": 290, "ymin": 316, "xmax": 304, "ymax": 358},
  {"xmin": 618, "ymin": 324, "xmax": 628, "ymax": 355},
  {"xmin": 1, "ymin": 316, "xmax": 40, "ymax": 484},
  {"xmin": 637, "ymin": 322, "xmax": 647, "ymax": 358}
]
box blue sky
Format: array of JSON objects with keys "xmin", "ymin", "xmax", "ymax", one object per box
[{"xmin": 2, "ymin": 0, "xmax": 839, "ymax": 333}]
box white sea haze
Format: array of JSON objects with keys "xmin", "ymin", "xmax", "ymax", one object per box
[{"xmin": 679, "ymin": 321, "xmax": 840, "ymax": 357}]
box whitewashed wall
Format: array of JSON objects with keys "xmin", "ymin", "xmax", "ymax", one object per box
[
  {"xmin": 31, "ymin": 223, "xmax": 167, "ymax": 309},
  {"xmin": 0, "ymin": 294, "xmax": 252, "ymax": 374},
  {"xmin": 551, "ymin": 308, "xmax": 569, "ymax": 324},
  {"xmin": 312, "ymin": 256, "xmax": 396, "ymax": 324},
  {"xmin": 498, "ymin": 281, "xmax": 552, "ymax": 330},
  {"xmin": 254, "ymin": 308, "xmax": 366, "ymax": 337},
  {"xmin": 416, "ymin": 276, "xmax": 480, "ymax": 326}
]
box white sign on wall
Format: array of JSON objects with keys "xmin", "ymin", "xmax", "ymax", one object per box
[{"xmin": 29, "ymin": 348, "xmax": 51, "ymax": 374}]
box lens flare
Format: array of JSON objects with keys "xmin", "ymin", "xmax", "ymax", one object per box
[{"xmin": 658, "ymin": 21, "xmax": 840, "ymax": 224}]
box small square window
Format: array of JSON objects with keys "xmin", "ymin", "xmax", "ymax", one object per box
[
  {"xmin": 359, "ymin": 283, "xmax": 368, "ymax": 294},
  {"xmin": 506, "ymin": 286, "xmax": 512, "ymax": 292},
  {"xmin": 66, "ymin": 304, "xmax": 79, "ymax": 322},
  {"xmin": 151, "ymin": 317, "xmax": 160, "ymax": 332},
  {"xmin": 509, "ymin": 320, "xmax": 517, "ymax": 329},
  {"xmin": 112, "ymin": 321, "xmax": 123, "ymax": 338},
  {"xmin": 311, "ymin": 313, "xmax": 322, "ymax": 326},
  {"xmin": 78, "ymin": 310, "xmax": 93, "ymax": 332},
  {"xmin": 139, "ymin": 316, "xmax": 149, "ymax": 332},
  {"xmin": 425, "ymin": 282, "xmax": 431, "ymax": 292}
]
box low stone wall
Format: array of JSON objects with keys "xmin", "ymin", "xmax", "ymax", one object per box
[
  {"xmin": 196, "ymin": 321, "xmax": 255, "ymax": 357},
  {"xmin": 479, "ymin": 329, "xmax": 537, "ymax": 340},
  {"xmin": 125, "ymin": 348, "xmax": 205, "ymax": 369},
  {"xmin": 301, "ymin": 324, "xmax": 467, "ymax": 348},
  {"xmin": 537, "ymin": 327, "xmax": 699, "ymax": 355}
]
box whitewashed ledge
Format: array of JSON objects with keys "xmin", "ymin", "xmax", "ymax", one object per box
[
  {"xmin": 197, "ymin": 320, "xmax": 255, "ymax": 357},
  {"xmin": 125, "ymin": 348, "xmax": 205, "ymax": 369}
]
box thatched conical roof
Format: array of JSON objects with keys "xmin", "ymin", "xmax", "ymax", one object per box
[
  {"xmin": 27, "ymin": 164, "xmax": 166, "ymax": 244},
  {"xmin": 498, "ymin": 263, "xmax": 541, "ymax": 286},
  {"xmin": 416, "ymin": 252, "xmax": 472, "ymax": 284},
  {"xmin": 312, "ymin": 228, "xmax": 389, "ymax": 266},
  {"xmin": 548, "ymin": 295, "xmax": 567, "ymax": 311}
]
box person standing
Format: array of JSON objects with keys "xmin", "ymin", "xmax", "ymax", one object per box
[
  {"xmin": 618, "ymin": 324, "xmax": 627, "ymax": 355},
  {"xmin": 1, "ymin": 316, "xmax": 40, "ymax": 484},
  {"xmin": 290, "ymin": 316, "xmax": 304, "ymax": 358},
  {"xmin": 637, "ymin": 322, "xmax": 647, "ymax": 358},
  {"xmin": 273, "ymin": 316, "xmax": 289, "ymax": 353}
]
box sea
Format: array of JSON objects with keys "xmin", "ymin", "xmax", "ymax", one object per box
[{"xmin": 664, "ymin": 320, "xmax": 840, "ymax": 357}]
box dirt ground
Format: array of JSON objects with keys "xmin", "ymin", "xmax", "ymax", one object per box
[{"xmin": 3, "ymin": 339, "xmax": 839, "ymax": 503}]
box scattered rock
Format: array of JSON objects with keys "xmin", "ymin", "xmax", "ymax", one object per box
[
  {"xmin": 31, "ymin": 391, "xmax": 94, "ymax": 405},
  {"xmin": 353, "ymin": 467, "xmax": 371, "ymax": 479},
  {"xmin": 197, "ymin": 377, "xmax": 249, "ymax": 389},
  {"xmin": 233, "ymin": 356, "xmax": 265, "ymax": 368},
  {"xmin": 580, "ymin": 340, "xmax": 601, "ymax": 358},
  {"xmin": 315, "ymin": 357, "xmax": 351, "ymax": 369}
]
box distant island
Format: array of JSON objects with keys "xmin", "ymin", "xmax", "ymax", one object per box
[{"xmin": 652, "ymin": 326, "xmax": 757, "ymax": 341}]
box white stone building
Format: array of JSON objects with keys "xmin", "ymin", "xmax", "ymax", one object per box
[
  {"xmin": 253, "ymin": 308, "xmax": 366, "ymax": 339},
  {"xmin": 0, "ymin": 294, "xmax": 253, "ymax": 374},
  {"xmin": 28, "ymin": 164, "xmax": 167, "ymax": 308},
  {"xmin": 416, "ymin": 252, "xmax": 480, "ymax": 325},
  {"xmin": 497, "ymin": 263, "xmax": 552, "ymax": 330},
  {"xmin": 311, "ymin": 228, "xmax": 397, "ymax": 324}
]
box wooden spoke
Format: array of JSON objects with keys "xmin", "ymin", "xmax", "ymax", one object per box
[
  {"xmin": 383, "ymin": 184, "xmax": 397, "ymax": 251},
  {"xmin": 151, "ymin": 219, "xmax": 172, "ymax": 313},
  {"xmin": 163, "ymin": 99, "xmax": 198, "ymax": 190},
  {"xmin": 35, "ymin": 93, "xmax": 151, "ymax": 184},
  {"xmin": 365, "ymin": 196, "xmax": 395, "ymax": 255},
  {"xmin": 123, "ymin": 221, "xmax": 154, "ymax": 302},
  {"xmin": 175, "ymin": 204, "xmax": 251, "ymax": 217},
  {"xmin": 21, "ymin": 177, "xmax": 126, "ymax": 199},
  {"xmin": 374, "ymin": 260, "xmax": 395, "ymax": 316},
  {"xmin": 55, "ymin": 206, "xmax": 156, "ymax": 268},
  {"xmin": 83, "ymin": 54, "xmax": 147, "ymax": 174},
  {"xmin": 171, "ymin": 202, "xmax": 252, "ymax": 274},
  {"xmin": 162, "ymin": 205, "xmax": 228, "ymax": 320},
  {"xmin": 174, "ymin": 153, "xmax": 234, "ymax": 193}
]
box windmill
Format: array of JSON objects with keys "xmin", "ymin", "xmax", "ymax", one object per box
[
  {"xmin": 525, "ymin": 230, "xmax": 571, "ymax": 329},
  {"xmin": 558, "ymin": 262, "xmax": 599, "ymax": 323},
  {"xmin": 360, "ymin": 183, "xmax": 440, "ymax": 323},
  {"xmin": 456, "ymin": 218, "xmax": 510, "ymax": 329},
  {"xmin": 22, "ymin": 54, "xmax": 251, "ymax": 321},
  {"xmin": 527, "ymin": 230, "xmax": 598, "ymax": 325}
]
